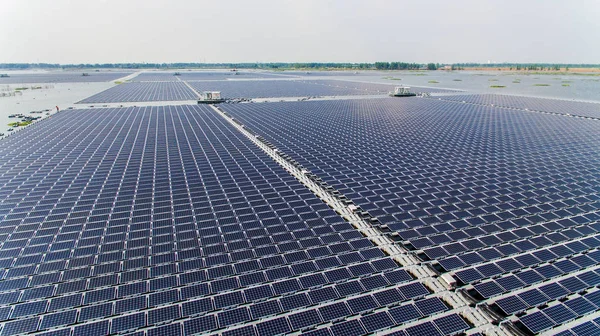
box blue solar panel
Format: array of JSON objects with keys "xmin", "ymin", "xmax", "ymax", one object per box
[
  {"xmin": 433, "ymin": 313, "xmax": 470, "ymax": 335},
  {"xmin": 519, "ymin": 311, "xmax": 555, "ymax": 333},
  {"xmin": 0, "ymin": 104, "xmax": 449, "ymax": 334},
  {"xmin": 571, "ymin": 321, "xmax": 600, "ymax": 336},
  {"xmin": 543, "ymin": 304, "xmax": 576, "ymax": 324}
]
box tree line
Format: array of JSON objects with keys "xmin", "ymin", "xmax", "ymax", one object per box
[
  {"xmin": 1, "ymin": 62, "xmax": 598, "ymax": 70},
  {"xmin": 453, "ymin": 63, "xmax": 598, "ymax": 69}
]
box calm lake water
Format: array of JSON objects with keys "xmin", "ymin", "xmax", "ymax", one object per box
[{"xmin": 326, "ymin": 70, "xmax": 600, "ymax": 102}]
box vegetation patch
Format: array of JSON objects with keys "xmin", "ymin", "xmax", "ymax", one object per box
[
  {"xmin": 428, "ymin": 80, "xmax": 439, "ymax": 83},
  {"xmin": 488, "ymin": 79, "xmax": 499, "ymax": 82},
  {"xmin": 14, "ymin": 87, "xmax": 29, "ymax": 91},
  {"xmin": 533, "ymin": 83, "xmax": 550, "ymax": 86},
  {"xmin": 114, "ymin": 81, "xmax": 123, "ymax": 84},
  {"xmin": 490, "ymin": 85, "xmax": 506, "ymax": 88},
  {"xmin": 7, "ymin": 121, "xmax": 32, "ymax": 127},
  {"xmin": 562, "ymin": 84, "xmax": 570, "ymax": 87},
  {"xmin": 512, "ymin": 80, "xmax": 521, "ymax": 83},
  {"xmin": 383, "ymin": 77, "xmax": 402, "ymax": 80},
  {"xmin": 527, "ymin": 71, "xmax": 600, "ymax": 76}
]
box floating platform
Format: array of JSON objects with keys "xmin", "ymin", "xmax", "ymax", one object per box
[
  {"xmin": 390, "ymin": 92, "xmax": 417, "ymax": 97},
  {"xmin": 389, "ymin": 86, "xmax": 416, "ymax": 97},
  {"xmin": 197, "ymin": 99, "xmax": 225, "ymax": 104},
  {"xmin": 198, "ymin": 91, "xmax": 225, "ymax": 104}
]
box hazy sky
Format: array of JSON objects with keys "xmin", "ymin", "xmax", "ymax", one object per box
[{"xmin": 1, "ymin": 0, "xmax": 598, "ymax": 64}]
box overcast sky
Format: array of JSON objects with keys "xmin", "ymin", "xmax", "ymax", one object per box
[{"xmin": 1, "ymin": 0, "xmax": 598, "ymax": 64}]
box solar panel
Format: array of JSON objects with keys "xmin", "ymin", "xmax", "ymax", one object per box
[
  {"xmin": 389, "ymin": 304, "xmax": 422, "ymax": 324},
  {"xmin": 474, "ymin": 281, "xmax": 504, "ymax": 299},
  {"xmin": 347, "ymin": 295, "xmax": 379, "ymax": 314},
  {"xmin": 360, "ymin": 311, "xmax": 395, "ymax": 332},
  {"xmin": 288, "ymin": 309, "xmax": 322, "ymax": 330},
  {"xmin": 563, "ymin": 297, "xmax": 596, "ymax": 316},
  {"xmin": 405, "ymin": 321, "xmax": 443, "ymax": 336},
  {"xmin": 255, "ymin": 317, "xmax": 291, "ymax": 336},
  {"xmin": 329, "ymin": 319, "xmax": 366, "ymax": 336},
  {"xmin": 414, "ymin": 297, "xmax": 448, "ymax": 316},
  {"xmin": 147, "ymin": 323, "xmax": 182, "ymax": 336},
  {"xmin": 433, "ymin": 313, "xmax": 470, "ymax": 335},
  {"xmin": 571, "ymin": 321, "xmax": 600, "ymax": 336},
  {"xmin": 217, "ymin": 307, "xmax": 250, "ymax": 328},
  {"xmin": 3, "ymin": 317, "xmax": 41, "ymax": 335},
  {"xmin": 183, "ymin": 315, "xmax": 217, "ymax": 335},
  {"xmin": 519, "ymin": 311, "xmax": 555, "ymax": 333},
  {"xmin": 543, "ymin": 304, "xmax": 577, "ymax": 324},
  {"xmin": 539, "ymin": 282, "xmax": 570, "ymax": 300}
]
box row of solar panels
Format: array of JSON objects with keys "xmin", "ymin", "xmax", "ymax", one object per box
[
  {"xmin": 77, "ymin": 82, "xmax": 197, "ymax": 103},
  {"xmin": 76, "ymin": 79, "xmax": 460, "ymax": 104},
  {"xmin": 0, "ymin": 72, "xmax": 132, "ymax": 84},
  {"xmin": 0, "ymin": 106, "xmax": 467, "ymax": 335},
  {"xmin": 220, "ymin": 97, "xmax": 600, "ymax": 334},
  {"xmin": 434, "ymin": 93, "xmax": 600, "ymax": 119},
  {"xmin": 2, "ymin": 95, "xmax": 596, "ymax": 331},
  {"xmin": 130, "ymin": 72, "xmax": 292, "ymax": 82}
]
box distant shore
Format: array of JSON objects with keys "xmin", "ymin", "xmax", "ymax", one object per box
[{"xmin": 457, "ymin": 67, "xmax": 600, "ymax": 74}]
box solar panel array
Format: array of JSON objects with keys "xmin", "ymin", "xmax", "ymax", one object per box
[
  {"xmin": 301, "ymin": 80, "xmax": 461, "ymax": 94},
  {"xmin": 188, "ymin": 80, "xmax": 385, "ymax": 99},
  {"xmin": 0, "ymin": 72, "xmax": 132, "ymax": 84},
  {"xmin": 4, "ymin": 73, "xmax": 600, "ymax": 336},
  {"xmin": 554, "ymin": 317, "xmax": 600, "ymax": 336},
  {"xmin": 435, "ymin": 93, "xmax": 600, "ymax": 119},
  {"xmin": 131, "ymin": 72, "xmax": 290, "ymax": 82},
  {"xmin": 222, "ymin": 98, "xmax": 600, "ymax": 334},
  {"xmin": 276, "ymin": 71, "xmax": 374, "ymax": 77},
  {"xmin": 78, "ymin": 82, "xmax": 198, "ymax": 103},
  {"xmin": 0, "ymin": 105, "xmax": 471, "ymax": 336}
]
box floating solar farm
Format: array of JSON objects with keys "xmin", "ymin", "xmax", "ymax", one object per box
[
  {"xmin": 0, "ymin": 105, "xmax": 471, "ymax": 336},
  {"xmin": 1, "ymin": 70, "xmax": 600, "ymax": 336},
  {"xmin": 132, "ymin": 72, "xmax": 291, "ymax": 82},
  {"xmin": 222, "ymin": 97, "xmax": 600, "ymax": 335},
  {"xmin": 299, "ymin": 80, "xmax": 461, "ymax": 94},
  {"xmin": 78, "ymin": 82, "xmax": 198, "ymax": 103},
  {"xmin": 75, "ymin": 73, "xmax": 457, "ymax": 104},
  {"xmin": 188, "ymin": 80, "xmax": 385, "ymax": 99},
  {"xmin": 0, "ymin": 72, "xmax": 132, "ymax": 84},
  {"xmin": 436, "ymin": 94, "xmax": 600, "ymax": 119}
]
